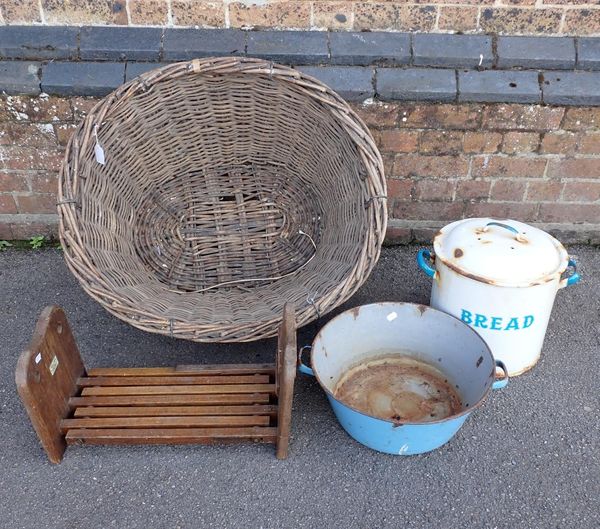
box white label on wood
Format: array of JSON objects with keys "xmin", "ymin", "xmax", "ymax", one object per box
[
  {"xmin": 49, "ymin": 355, "xmax": 59, "ymax": 376},
  {"xmin": 35, "ymin": 352, "xmax": 42, "ymax": 364}
]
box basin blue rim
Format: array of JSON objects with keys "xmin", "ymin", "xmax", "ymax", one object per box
[{"xmin": 308, "ymin": 301, "xmax": 496, "ymax": 426}]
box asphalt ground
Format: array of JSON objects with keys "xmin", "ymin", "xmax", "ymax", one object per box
[{"xmin": 0, "ymin": 245, "xmax": 598, "ymax": 529}]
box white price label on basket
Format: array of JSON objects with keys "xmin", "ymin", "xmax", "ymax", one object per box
[
  {"xmin": 94, "ymin": 143, "xmax": 105, "ymax": 165},
  {"xmin": 94, "ymin": 124, "xmax": 105, "ymax": 165}
]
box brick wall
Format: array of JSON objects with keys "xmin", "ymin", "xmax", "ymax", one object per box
[
  {"xmin": 1, "ymin": 94, "xmax": 598, "ymax": 243},
  {"xmin": 1, "ymin": 1, "xmax": 600, "ymax": 36}
]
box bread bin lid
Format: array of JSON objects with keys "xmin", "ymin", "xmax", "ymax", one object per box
[{"xmin": 432, "ymin": 218, "xmax": 569, "ymax": 287}]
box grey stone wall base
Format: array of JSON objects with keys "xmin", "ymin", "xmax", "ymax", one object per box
[
  {"xmin": 497, "ymin": 36, "xmax": 575, "ymax": 70},
  {"xmin": 0, "ymin": 214, "xmax": 59, "ymax": 240},
  {"xmin": 298, "ymin": 66, "xmax": 373, "ymax": 101},
  {"xmin": 2, "ymin": 215, "xmax": 596, "ymax": 245},
  {"xmin": 80, "ymin": 26, "xmax": 162, "ymax": 61},
  {"xmin": 413, "ymin": 34, "xmax": 493, "ymax": 69},
  {"xmin": 163, "ymin": 29, "xmax": 245, "ymax": 61},
  {"xmin": 385, "ymin": 219, "xmax": 600, "ymax": 246},
  {"xmin": 378, "ymin": 68, "xmax": 456, "ymax": 102},
  {"xmin": 329, "ymin": 32, "xmax": 410, "ymax": 66},
  {"xmin": 0, "ymin": 61, "xmax": 40, "ymax": 95},
  {"xmin": 41, "ymin": 62, "xmax": 125, "ymax": 96},
  {"xmin": 1, "ymin": 27, "xmax": 600, "ymax": 104},
  {"xmin": 542, "ymin": 71, "xmax": 600, "ymax": 105},
  {"xmin": 458, "ymin": 70, "xmax": 540, "ymax": 104},
  {"xmin": 0, "ymin": 26, "xmax": 78, "ymax": 60}
]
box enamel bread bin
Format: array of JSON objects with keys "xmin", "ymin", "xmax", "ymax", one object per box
[{"xmin": 418, "ymin": 219, "xmax": 580, "ymax": 377}]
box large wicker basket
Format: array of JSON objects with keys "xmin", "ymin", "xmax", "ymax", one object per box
[{"xmin": 58, "ymin": 57, "xmax": 386, "ymax": 342}]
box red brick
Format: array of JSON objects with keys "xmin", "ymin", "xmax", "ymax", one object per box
[
  {"xmin": 547, "ymin": 0, "xmax": 599, "ymax": 4},
  {"xmin": 464, "ymin": 202, "xmax": 538, "ymax": 222},
  {"xmin": 393, "ymin": 201, "xmax": 464, "ymax": 221},
  {"xmin": 28, "ymin": 173, "xmax": 59, "ymax": 194},
  {"xmin": 1, "ymin": 148, "xmax": 63, "ymax": 171},
  {"xmin": 71, "ymin": 97, "xmax": 100, "ymax": 122},
  {"xmin": 129, "ymin": 0, "xmax": 168, "ymax": 25},
  {"xmin": 472, "ymin": 156, "xmax": 547, "ymax": 179},
  {"xmin": 382, "ymin": 155, "xmax": 395, "ymax": 176},
  {"xmin": 578, "ymin": 132, "xmax": 600, "ymax": 155},
  {"xmin": 500, "ymin": 0, "xmax": 536, "ymax": 4},
  {"xmin": 413, "ymin": 179, "xmax": 456, "ymax": 201},
  {"xmin": 53, "ymin": 123, "xmax": 78, "ymax": 146},
  {"xmin": 171, "ymin": 0, "xmax": 225, "ymax": 27},
  {"xmin": 386, "ymin": 178, "xmax": 413, "ymax": 201},
  {"xmin": 455, "ymin": 180, "xmax": 491, "ymax": 201},
  {"xmin": 350, "ymin": 102, "xmax": 399, "ymax": 128},
  {"xmin": 419, "ymin": 131, "xmax": 463, "ymax": 155},
  {"xmin": 354, "ymin": 4, "xmax": 437, "ymax": 32},
  {"xmin": 399, "ymin": 104, "xmax": 481, "ymax": 130},
  {"xmin": 393, "ymin": 154, "xmax": 469, "ymax": 178},
  {"xmin": 482, "ymin": 104, "xmax": 564, "ymax": 131},
  {"xmin": 0, "ymin": 172, "xmax": 29, "ymax": 192},
  {"xmin": 561, "ymin": 182, "xmax": 600, "ymax": 203},
  {"xmin": 563, "ymin": 8, "xmax": 600, "ymax": 36},
  {"xmin": 479, "ymin": 7, "xmax": 562, "ymax": 34},
  {"xmin": 15, "ymin": 193, "xmax": 57, "ymax": 214},
  {"xmin": 380, "ymin": 130, "xmax": 418, "ymax": 153},
  {"xmin": 526, "ymin": 181, "xmax": 563, "ymax": 202},
  {"xmin": 538, "ymin": 203, "xmax": 600, "ymax": 223},
  {"xmin": 438, "ymin": 6, "xmax": 478, "ymax": 32},
  {"xmin": 540, "ymin": 132, "xmax": 578, "ymax": 155},
  {"xmin": 502, "ymin": 132, "xmax": 539, "ymax": 154},
  {"xmin": 547, "ymin": 159, "xmax": 599, "ymax": 179},
  {"xmin": 313, "ymin": 1, "xmax": 353, "ymax": 30},
  {"xmin": 229, "ymin": 2, "xmax": 311, "ymax": 29},
  {"xmin": 0, "ymin": 96, "xmax": 72, "ymax": 122},
  {"xmin": 562, "ymin": 108, "xmax": 600, "ymax": 131},
  {"xmin": 370, "ymin": 129, "xmax": 381, "ymax": 148},
  {"xmin": 384, "ymin": 226, "xmax": 412, "ymax": 245},
  {"xmin": 42, "ymin": 0, "xmax": 118, "ymax": 24},
  {"xmin": 0, "ymin": 122, "xmax": 57, "ymax": 148},
  {"xmin": 490, "ymin": 180, "xmax": 526, "ymax": 201},
  {"xmin": 463, "ymin": 132, "xmax": 502, "ymax": 154},
  {"xmin": 2, "ymin": 1, "xmax": 41, "ymax": 23},
  {"xmin": 28, "ymin": 97, "xmax": 72, "ymax": 122},
  {"xmin": 0, "ymin": 194, "xmax": 17, "ymax": 214}
]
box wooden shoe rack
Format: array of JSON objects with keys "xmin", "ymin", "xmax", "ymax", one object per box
[{"xmin": 16, "ymin": 304, "xmax": 297, "ymax": 463}]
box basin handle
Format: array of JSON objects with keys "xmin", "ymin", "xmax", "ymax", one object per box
[
  {"xmin": 417, "ymin": 248, "xmax": 437, "ymax": 279},
  {"xmin": 559, "ymin": 257, "xmax": 580, "ymax": 289},
  {"xmin": 484, "ymin": 222, "xmax": 527, "ymax": 243},
  {"xmin": 492, "ymin": 360, "xmax": 509, "ymax": 390},
  {"xmin": 298, "ymin": 345, "xmax": 314, "ymax": 376}
]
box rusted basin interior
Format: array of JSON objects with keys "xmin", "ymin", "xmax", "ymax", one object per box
[{"xmin": 333, "ymin": 355, "xmax": 463, "ymax": 423}]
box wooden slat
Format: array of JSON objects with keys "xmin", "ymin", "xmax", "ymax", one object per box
[
  {"xmin": 66, "ymin": 427, "xmax": 278, "ymax": 445},
  {"xmin": 77, "ymin": 374, "xmax": 270, "ymax": 387},
  {"xmin": 87, "ymin": 364, "xmax": 276, "ymax": 377},
  {"xmin": 176, "ymin": 364, "xmax": 275, "ymax": 375},
  {"xmin": 61, "ymin": 415, "xmax": 269, "ymax": 432},
  {"xmin": 81, "ymin": 383, "xmax": 276, "ymax": 396},
  {"xmin": 74, "ymin": 405, "xmax": 278, "ymax": 417},
  {"xmin": 69, "ymin": 393, "xmax": 271, "ymax": 407}
]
